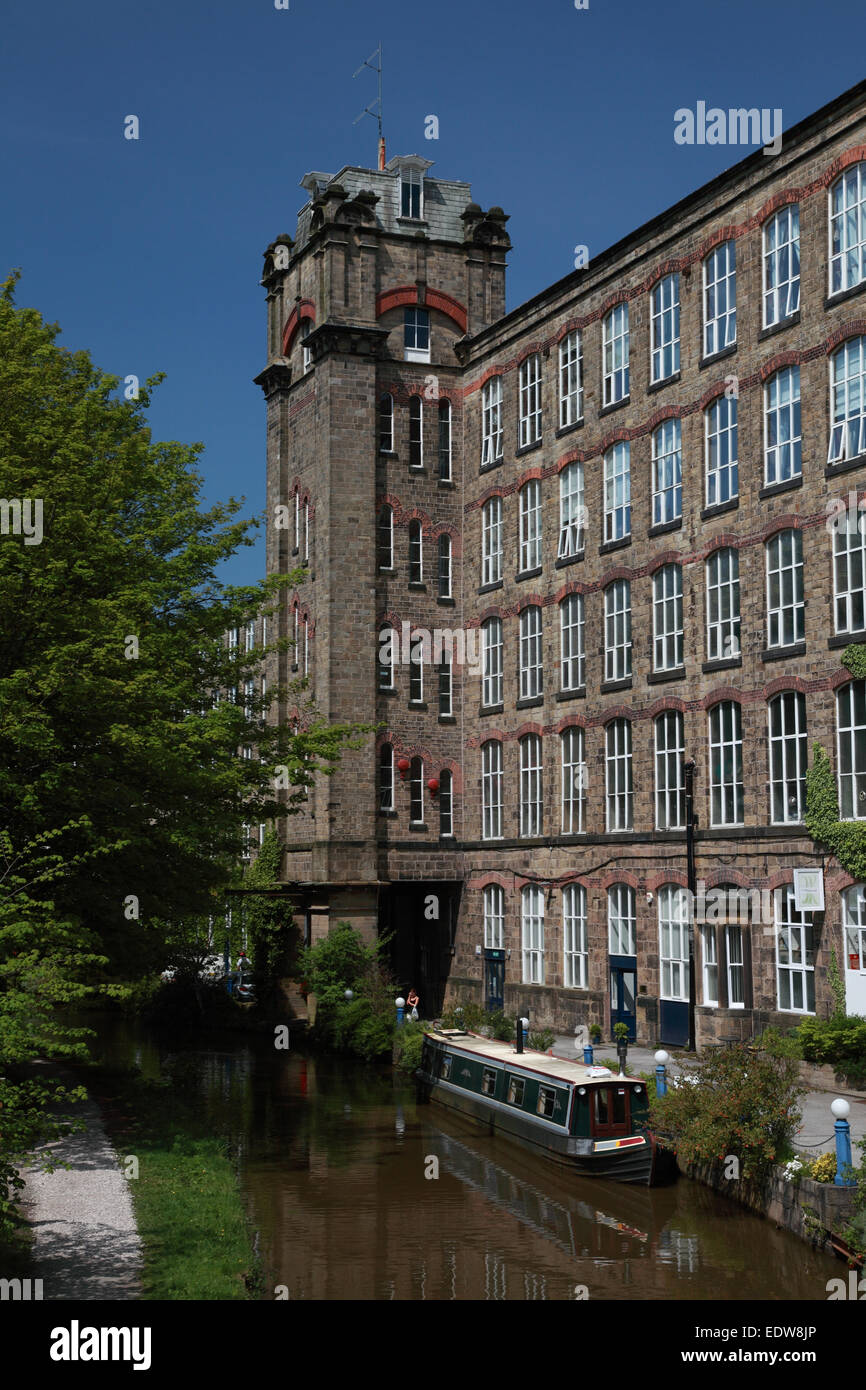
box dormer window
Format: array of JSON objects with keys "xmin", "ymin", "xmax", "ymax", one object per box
[
  {"xmin": 401, "ymin": 166, "xmax": 423, "ymax": 219},
  {"xmin": 404, "ymin": 307, "xmax": 430, "ymax": 363}
]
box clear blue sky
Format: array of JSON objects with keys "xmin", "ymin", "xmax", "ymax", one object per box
[{"xmin": 2, "ymin": 0, "xmax": 863, "ymax": 584}]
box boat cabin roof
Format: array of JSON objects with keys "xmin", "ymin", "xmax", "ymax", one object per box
[{"xmin": 425, "ymin": 1030, "xmax": 644, "ymax": 1088}]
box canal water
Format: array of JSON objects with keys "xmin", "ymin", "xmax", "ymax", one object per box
[{"xmin": 84, "ymin": 1016, "xmax": 838, "ymax": 1301}]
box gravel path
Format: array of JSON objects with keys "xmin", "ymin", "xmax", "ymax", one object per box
[{"xmin": 20, "ymin": 1094, "xmax": 143, "ymax": 1300}]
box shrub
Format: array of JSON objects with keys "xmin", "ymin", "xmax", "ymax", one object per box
[
  {"xmin": 299, "ymin": 922, "xmax": 396, "ymax": 1061},
  {"xmin": 797, "ymin": 1015, "xmax": 866, "ymax": 1065},
  {"xmin": 528, "ymin": 1028, "xmax": 555, "ymax": 1052},
  {"xmin": 807, "ymin": 1151, "xmax": 838, "ymax": 1184},
  {"xmin": 393, "ymin": 1020, "xmax": 426, "ymax": 1075},
  {"xmin": 648, "ymin": 1043, "xmax": 805, "ymax": 1183},
  {"xmin": 756, "ymin": 1025, "xmax": 803, "ymax": 1060}
]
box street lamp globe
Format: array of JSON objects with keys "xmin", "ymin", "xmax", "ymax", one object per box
[{"xmin": 831, "ymin": 1098, "xmax": 850, "ymax": 1120}]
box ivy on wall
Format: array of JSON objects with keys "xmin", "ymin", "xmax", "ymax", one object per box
[{"xmin": 804, "ymin": 645, "xmax": 866, "ymax": 882}]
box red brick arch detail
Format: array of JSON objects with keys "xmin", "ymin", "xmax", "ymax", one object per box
[
  {"xmin": 761, "ymin": 514, "xmax": 804, "ymax": 541},
  {"xmin": 764, "ymin": 675, "xmax": 809, "ymax": 700},
  {"xmin": 646, "ymin": 258, "xmax": 689, "ymax": 291},
  {"xmin": 557, "ymin": 870, "xmax": 592, "ymax": 890},
  {"xmin": 646, "ymin": 870, "xmax": 689, "ymax": 893},
  {"xmin": 825, "ymin": 321, "xmax": 866, "ymax": 355},
  {"xmin": 375, "ymin": 285, "xmax": 467, "ymax": 333},
  {"xmin": 515, "ymin": 342, "xmax": 544, "ymax": 367},
  {"xmin": 601, "ymin": 707, "xmax": 633, "ymax": 725},
  {"xmin": 600, "ymin": 426, "xmax": 631, "ymax": 453},
  {"xmin": 437, "ymin": 759, "xmax": 464, "ymax": 796},
  {"xmin": 598, "ymin": 868, "xmax": 640, "ymax": 892},
  {"xmin": 516, "ymin": 594, "xmax": 545, "ymax": 612},
  {"xmin": 376, "ymin": 732, "xmax": 397, "ymax": 752},
  {"xmin": 646, "ymin": 695, "xmax": 688, "ymax": 717},
  {"xmin": 282, "ymin": 300, "xmax": 316, "ymax": 355},
  {"xmin": 700, "ymin": 689, "xmax": 745, "ymax": 710},
  {"xmin": 830, "ymin": 669, "xmax": 861, "ymax": 692},
  {"xmin": 698, "ymin": 379, "xmax": 734, "ymax": 411},
  {"xmin": 705, "ymin": 534, "xmax": 743, "ymax": 555},
  {"xmin": 766, "ymin": 869, "xmax": 795, "ymax": 892},
  {"xmin": 477, "ymin": 485, "xmax": 508, "ymax": 505},
  {"xmin": 598, "ymin": 289, "xmax": 630, "ymax": 316},
  {"xmin": 645, "ymin": 403, "xmax": 687, "ymax": 430},
  {"xmin": 552, "ymin": 580, "xmax": 588, "ymax": 602},
  {"xmin": 696, "ymin": 226, "xmax": 739, "ymax": 262},
  {"xmin": 760, "ymin": 349, "xmax": 803, "ymax": 381},
  {"xmin": 702, "ymin": 868, "xmax": 753, "ymax": 890},
  {"xmin": 648, "ymin": 551, "xmax": 683, "ymax": 574},
  {"xmin": 555, "ymin": 713, "xmax": 587, "ymax": 734},
  {"xmin": 470, "ymin": 871, "xmax": 513, "ymax": 892},
  {"xmin": 478, "ymin": 604, "xmax": 506, "ymax": 622},
  {"xmin": 830, "ymin": 870, "xmax": 859, "ymax": 893},
  {"xmin": 821, "ymin": 147, "xmax": 866, "ymax": 188},
  {"xmin": 515, "ymin": 721, "xmax": 544, "ymax": 739},
  {"xmin": 755, "ymin": 188, "xmax": 802, "ymax": 225},
  {"xmin": 600, "ymin": 565, "xmax": 634, "ymax": 586},
  {"xmin": 377, "ymin": 492, "xmax": 403, "ymax": 512},
  {"xmin": 377, "ymin": 609, "xmax": 403, "ymax": 631},
  {"xmin": 516, "ymin": 465, "xmax": 544, "ymax": 487},
  {"xmin": 556, "ymin": 453, "xmax": 588, "ymax": 473},
  {"xmin": 478, "ymin": 729, "xmax": 506, "ymax": 745}
]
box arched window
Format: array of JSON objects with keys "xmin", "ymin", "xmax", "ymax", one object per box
[
  {"xmin": 658, "ymin": 886, "xmax": 690, "ymax": 1002},
  {"xmin": 437, "ymin": 533, "xmax": 452, "ymax": 599},
  {"xmin": 774, "ymin": 884, "xmax": 814, "ymax": 1013},
  {"xmin": 763, "ymin": 205, "xmax": 800, "ymax": 327},
  {"xmin": 481, "ymin": 376, "xmax": 503, "ymax": 465},
  {"xmin": 519, "ymin": 605, "xmax": 543, "ymax": 699},
  {"xmin": 602, "ymin": 305, "xmax": 629, "ymax": 405},
  {"xmin": 654, "ymin": 711, "xmax": 684, "ymax": 830},
  {"xmin": 409, "ymin": 397, "xmax": 423, "ymax": 468},
  {"xmin": 768, "ymin": 692, "xmax": 807, "ymax": 824},
  {"xmin": 519, "ymin": 734, "xmax": 543, "ymax": 837},
  {"xmin": 377, "ymin": 505, "xmax": 393, "ymax": 570},
  {"xmin": 483, "ymin": 884, "xmax": 505, "ymax": 949},
  {"xmin": 828, "ymin": 337, "xmax": 866, "ymax": 465},
  {"xmin": 652, "ymin": 419, "xmax": 682, "ymax": 525},
  {"xmin": 560, "ymin": 594, "xmax": 584, "ymax": 692},
  {"xmin": 409, "ymin": 756, "xmax": 424, "ymax": 825},
  {"xmin": 300, "ymin": 319, "xmax": 313, "ymax": 372},
  {"xmin": 764, "ymin": 366, "xmax": 801, "ymax": 484},
  {"xmin": 521, "ymin": 884, "xmax": 544, "ymax": 984},
  {"xmin": 842, "ymin": 884, "xmax": 866, "ymax": 974},
  {"xmin": 481, "ymin": 740, "xmax": 503, "ymax": 840},
  {"xmin": 603, "ymin": 442, "xmax": 630, "ymax": 542},
  {"xmin": 703, "ymin": 241, "xmax": 736, "ymax": 355},
  {"xmin": 560, "ymin": 726, "xmax": 585, "ymax": 834},
  {"xmin": 408, "ymin": 520, "xmax": 423, "ymax": 585},
  {"xmin": 558, "ymin": 462, "xmax": 584, "ymax": 558},
  {"xmin": 379, "ymin": 745, "xmax": 394, "ymax": 812},
  {"xmin": 837, "ymin": 681, "xmax": 866, "ymax": 819},
  {"xmin": 379, "ymin": 394, "xmax": 394, "ymax": 452},
  {"xmin": 519, "ymin": 480, "xmax": 542, "ymax": 572},
  {"xmin": 652, "ymin": 563, "xmax": 683, "ymax": 672},
  {"xmin": 562, "ymin": 884, "xmax": 587, "ymax": 987},
  {"xmin": 439, "ymin": 769, "xmax": 453, "ymax": 837},
  {"xmin": 709, "ymin": 701, "xmax": 743, "ymax": 826},
  {"xmin": 438, "ymin": 400, "xmax": 452, "ymax": 482},
  {"xmin": 705, "ymin": 547, "xmax": 740, "ymax": 661},
  {"xmin": 604, "ymin": 580, "xmax": 631, "ymax": 682},
  {"xmin": 482, "ymin": 496, "xmax": 503, "ymax": 586},
  {"xmin": 830, "ymin": 163, "xmax": 866, "ymax": 295},
  {"xmin": 482, "ymin": 617, "xmax": 503, "ymax": 709},
  {"xmin": 607, "ymin": 884, "xmax": 635, "ymax": 955},
  {"xmin": 765, "ymin": 530, "xmax": 804, "ymax": 648},
  {"xmin": 705, "ymin": 395, "xmax": 738, "ymax": 506},
  {"xmin": 605, "ymin": 720, "xmax": 632, "ymax": 831},
  {"xmin": 518, "ymin": 354, "xmax": 542, "ymax": 447}
]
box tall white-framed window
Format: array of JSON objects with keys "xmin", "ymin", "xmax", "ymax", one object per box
[
  {"xmin": 483, "ymin": 883, "xmax": 505, "ymax": 949},
  {"xmin": 602, "ymin": 303, "xmax": 629, "ymax": 405},
  {"xmin": 837, "ymin": 681, "xmax": 866, "ymax": 820},
  {"xmin": 300, "ymin": 320, "xmax": 313, "ymax": 372},
  {"xmin": 828, "ymin": 338, "xmax": 866, "ymax": 465},
  {"xmin": 439, "ymin": 769, "xmax": 453, "ymax": 838},
  {"xmin": 560, "ymin": 593, "xmax": 585, "ymax": 692},
  {"xmin": 518, "ymin": 354, "xmax": 542, "ymax": 447},
  {"xmin": 558, "ymin": 462, "xmax": 585, "ymax": 559},
  {"xmin": 659, "ymin": 886, "xmax": 690, "ymax": 1001},
  {"xmin": 409, "ymin": 756, "xmax": 425, "ymax": 825},
  {"xmin": 765, "ymin": 529, "xmax": 804, "ymax": 648},
  {"xmin": 377, "ymin": 504, "xmax": 393, "ymax": 570},
  {"xmin": 559, "ymin": 331, "xmax": 583, "ymax": 427},
  {"xmin": 481, "ymin": 497, "xmax": 503, "ymax": 587},
  {"xmin": 830, "ymin": 163, "xmax": 866, "ymax": 295},
  {"xmin": 481, "ymin": 617, "xmax": 503, "ymax": 708},
  {"xmin": 437, "ymin": 533, "xmax": 453, "ymax": 600},
  {"xmin": 763, "ymin": 206, "xmax": 800, "ymax": 326},
  {"xmin": 519, "ymin": 734, "xmax": 543, "ymax": 837},
  {"xmin": 481, "ymin": 376, "xmax": 503, "ymax": 466},
  {"xmin": 603, "ymin": 442, "xmax": 630, "ymax": 542},
  {"xmin": 775, "ymin": 885, "xmax": 815, "ymax": 1013},
  {"xmin": 706, "ymin": 547, "xmax": 740, "ymax": 661},
  {"xmin": 481, "ymin": 740, "xmax": 503, "ymax": 840},
  {"xmin": 519, "ymin": 479, "xmax": 542, "ymax": 572},
  {"xmin": 768, "ymin": 691, "xmax": 807, "ymax": 825},
  {"xmin": 562, "ymin": 884, "xmax": 588, "ymax": 987},
  {"xmin": 705, "ymin": 396, "xmax": 738, "ymax": 507},
  {"xmin": 438, "ymin": 652, "xmax": 452, "ymax": 717},
  {"xmin": 521, "ymin": 884, "xmax": 545, "ymax": 984},
  {"xmin": 652, "ymin": 418, "xmax": 682, "ymax": 526},
  {"xmin": 653, "ymin": 563, "xmax": 683, "ymax": 671},
  {"xmin": 378, "ymin": 629, "xmax": 395, "ymax": 690},
  {"xmin": 651, "ymin": 273, "xmax": 680, "ymax": 382},
  {"xmin": 228, "ymin": 627, "xmax": 239, "ymax": 651},
  {"xmin": 709, "ymin": 701, "xmax": 743, "ymax": 827},
  {"xmin": 303, "ymin": 500, "xmax": 309, "ymax": 562},
  {"xmin": 243, "ymin": 679, "xmax": 254, "ymax": 720},
  {"xmin": 560, "ymin": 725, "xmax": 586, "ymax": 834},
  {"xmin": 834, "ymin": 515, "xmax": 866, "ymax": 635},
  {"xmin": 379, "ymin": 743, "xmax": 395, "ymax": 812},
  {"xmin": 379, "ymin": 393, "xmax": 394, "ymax": 452},
  {"xmin": 764, "ymin": 366, "xmax": 801, "ymax": 485},
  {"xmin": 605, "ymin": 718, "xmax": 633, "ymax": 831},
  {"xmin": 608, "ymin": 883, "xmax": 636, "ymax": 955},
  {"xmin": 438, "ymin": 400, "xmax": 452, "ymax": 482},
  {"xmin": 842, "ymin": 884, "xmax": 866, "ymax": 974},
  {"xmin": 703, "ymin": 241, "xmax": 736, "ymax": 356},
  {"xmin": 519, "ymin": 605, "xmax": 543, "ymax": 699},
  {"xmin": 400, "ymin": 166, "xmax": 423, "ymax": 219},
  {"xmin": 409, "ymin": 643, "xmax": 423, "ymax": 703},
  {"xmin": 404, "ymin": 308, "xmax": 430, "ymax": 364},
  {"xmin": 726, "ymin": 923, "xmax": 745, "ymax": 1008},
  {"xmin": 409, "ymin": 396, "xmax": 424, "ymax": 467},
  {"xmin": 244, "ymin": 620, "xmax": 255, "ymax": 653},
  {"xmin": 655, "ymin": 710, "xmax": 685, "ymax": 830},
  {"xmin": 701, "ymin": 925, "xmax": 719, "ymax": 1006},
  {"xmin": 408, "ymin": 519, "xmax": 424, "ymax": 584},
  {"xmin": 604, "ymin": 580, "xmax": 631, "ymax": 683}
]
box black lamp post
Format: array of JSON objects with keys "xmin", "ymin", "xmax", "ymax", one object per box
[{"xmin": 684, "ymin": 757, "xmax": 697, "ymax": 1053}]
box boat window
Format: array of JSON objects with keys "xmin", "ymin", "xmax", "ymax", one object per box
[
  {"xmin": 537, "ymin": 1086, "xmax": 557, "ymax": 1118},
  {"xmin": 507, "ymin": 1075, "xmax": 525, "ymax": 1106},
  {"xmin": 440, "ymin": 1054, "xmax": 452, "ymax": 1080},
  {"xmin": 613, "ymin": 1088, "xmax": 628, "ymax": 1124},
  {"xmin": 482, "ymin": 1067, "xmax": 497, "ymax": 1096},
  {"xmin": 594, "ymin": 1089, "xmax": 609, "ymax": 1125}
]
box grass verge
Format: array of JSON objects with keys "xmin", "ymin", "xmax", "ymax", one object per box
[{"xmin": 88, "ymin": 1065, "xmax": 261, "ymax": 1300}]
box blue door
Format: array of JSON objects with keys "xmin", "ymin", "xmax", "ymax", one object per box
[
  {"xmin": 484, "ymin": 949, "xmax": 505, "ymax": 1012},
  {"xmin": 609, "ymin": 955, "xmax": 637, "ymax": 1041}
]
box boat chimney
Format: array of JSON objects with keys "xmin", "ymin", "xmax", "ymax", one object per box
[{"xmin": 515, "ymin": 1015, "xmax": 523, "ymax": 1054}]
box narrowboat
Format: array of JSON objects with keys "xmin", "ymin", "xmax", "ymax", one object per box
[{"xmin": 417, "ymin": 1029, "xmax": 677, "ymax": 1186}]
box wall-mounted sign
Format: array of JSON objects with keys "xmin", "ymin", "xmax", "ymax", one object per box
[{"xmin": 793, "ymin": 867, "xmax": 824, "ymax": 913}]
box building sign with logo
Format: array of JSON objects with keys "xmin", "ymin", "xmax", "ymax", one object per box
[{"xmin": 793, "ymin": 868, "xmax": 824, "ymax": 913}]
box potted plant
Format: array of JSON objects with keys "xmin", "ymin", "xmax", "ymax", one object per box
[
  {"xmin": 589, "ymin": 1023, "xmax": 602, "ymax": 1043},
  {"xmin": 613, "ymin": 1022, "xmax": 630, "ymax": 1076}
]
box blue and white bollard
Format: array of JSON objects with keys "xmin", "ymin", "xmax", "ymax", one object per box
[
  {"xmin": 395, "ymin": 996, "xmax": 405, "ymax": 1028},
  {"xmin": 583, "ymin": 1045, "xmax": 594, "ymax": 1065},
  {"xmin": 521, "ymin": 1016, "xmax": 529, "ymax": 1047},
  {"xmin": 832, "ymin": 1098, "xmax": 856, "ymax": 1187},
  {"xmin": 654, "ymin": 1049, "xmax": 669, "ymax": 1098}
]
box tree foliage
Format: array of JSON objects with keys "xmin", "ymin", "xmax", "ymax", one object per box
[{"xmin": 299, "ymin": 922, "xmax": 396, "ymax": 1060}]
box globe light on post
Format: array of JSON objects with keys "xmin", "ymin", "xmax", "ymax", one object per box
[
  {"xmin": 654, "ymin": 1049, "xmax": 669, "ymax": 1098},
  {"xmin": 831, "ymin": 1097, "xmax": 855, "ymax": 1186},
  {"xmin": 344, "ymin": 989, "xmax": 354, "ymax": 1002},
  {"xmin": 395, "ymin": 995, "xmax": 406, "ymax": 1027}
]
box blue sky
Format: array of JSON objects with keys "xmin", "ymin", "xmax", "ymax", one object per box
[{"xmin": 2, "ymin": 0, "xmax": 863, "ymax": 585}]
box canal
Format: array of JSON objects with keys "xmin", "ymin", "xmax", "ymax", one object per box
[{"xmin": 85, "ymin": 1016, "xmax": 838, "ymax": 1301}]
